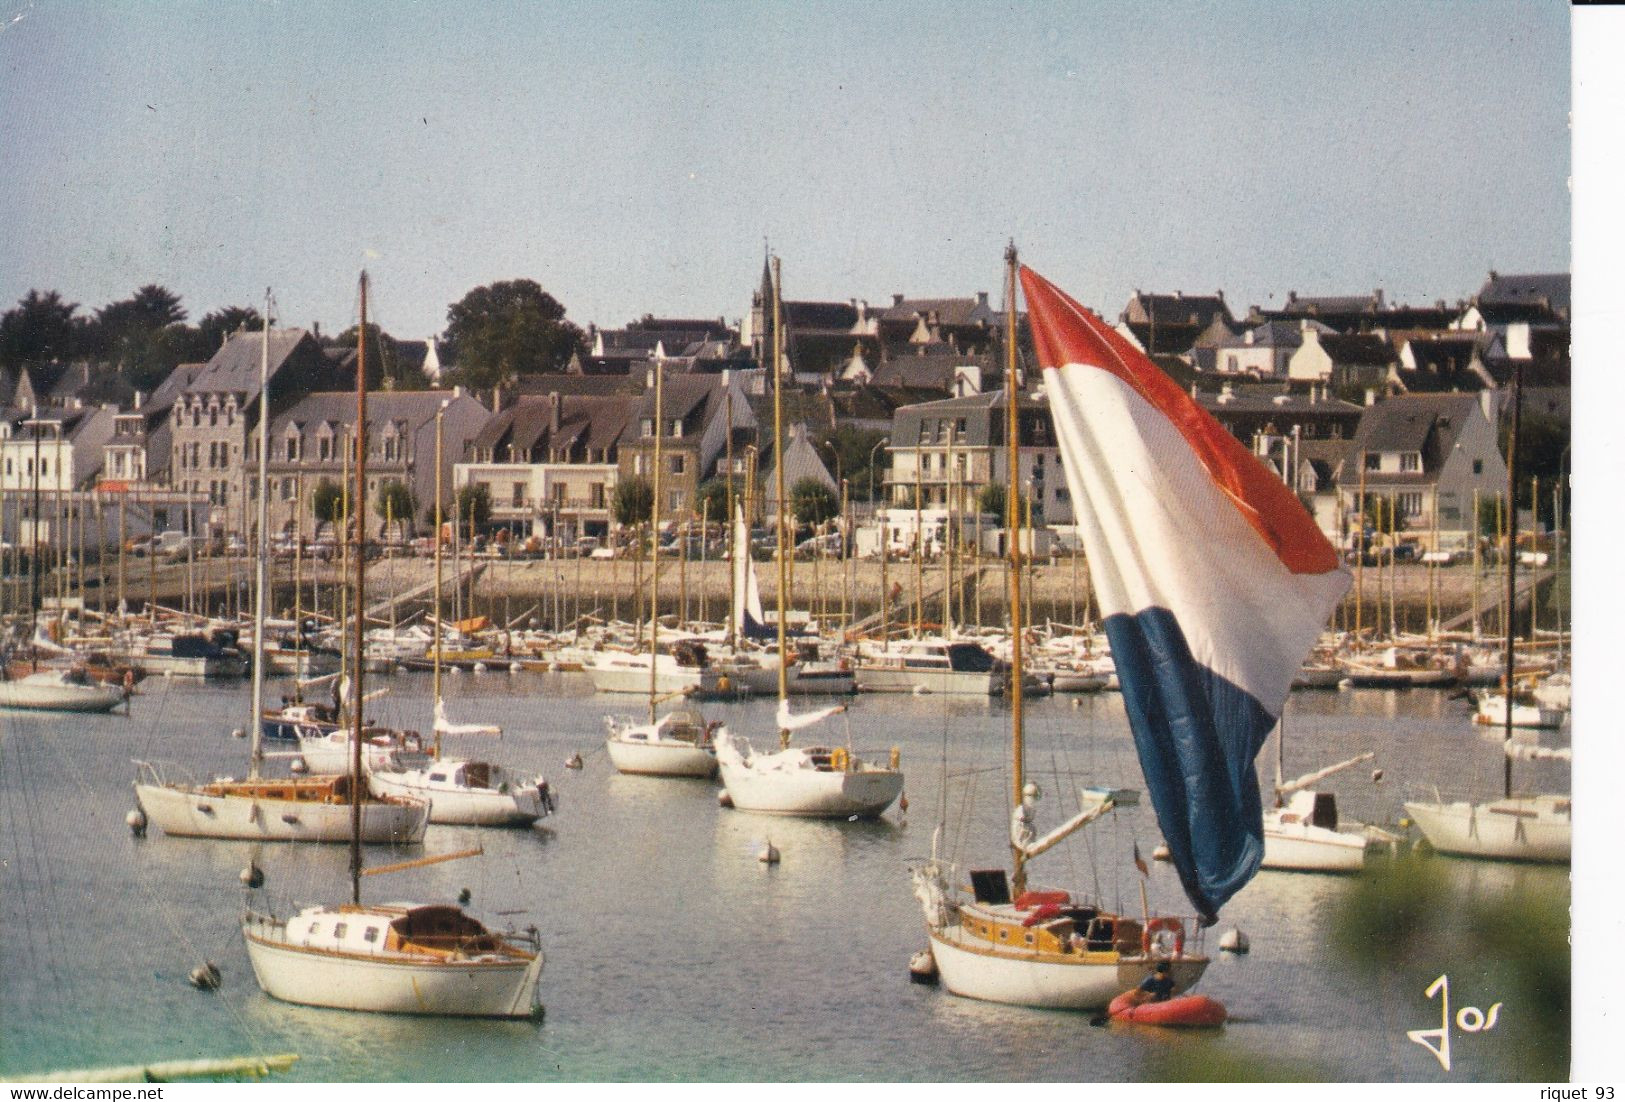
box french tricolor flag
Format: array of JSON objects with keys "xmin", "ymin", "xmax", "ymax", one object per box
[{"xmin": 1021, "ymin": 267, "xmax": 1350, "ymax": 920}]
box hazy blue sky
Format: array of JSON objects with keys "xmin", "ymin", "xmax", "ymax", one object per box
[{"xmin": 0, "ymin": 0, "xmax": 1573, "ymax": 339}]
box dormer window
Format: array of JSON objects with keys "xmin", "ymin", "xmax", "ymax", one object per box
[{"xmin": 1399, "ymin": 453, "xmax": 1421, "ymax": 473}]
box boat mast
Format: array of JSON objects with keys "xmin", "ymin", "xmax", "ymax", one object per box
[
  {"xmin": 772, "ymin": 256, "xmax": 790, "ymax": 740},
  {"xmin": 648, "ymin": 358, "xmax": 663, "ymax": 725},
  {"xmin": 350, "ymin": 271, "xmax": 370, "ymax": 905},
  {"xmin": 1004, "ymin": 243, "xmax": 1028, "ymax": 894},
  {"xmin": 433, "ymin": 399, "xmax": 446, "ymax": 756},
  {"xmin": 1502, "ymin": 359, "xmax": 1523, "ymax": 799},
  {"xmin": 248, "ymin": 291, "xmax": 273, "ymax": 781}
]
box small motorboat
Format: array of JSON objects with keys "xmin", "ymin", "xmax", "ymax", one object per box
[{"xmin": 1107, "ymin": 990, "xmax": 1228, "ymax": 1027}]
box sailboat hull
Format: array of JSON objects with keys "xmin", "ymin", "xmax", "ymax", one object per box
[
  {"xmin": 1403, "ymin": 796, "xmax": 1571, "ymax": 862},
  {"xmin": 1261, "ymin": 822, "xmax": 1367, "ymax": 872},
  {"xmin": 0, "ymin": 674, "xmax": 126, "ymax": 713},
  {"xmin": 605, "ymin": 736, "xmax": 718, "ymax": 777},
  {"xmin": 927, "ymin": 925, "xmax": 1207, "ymax": 1010},
  {"xmin": 716, "ymin": 759, "xmax": 902, "ymax": 817},
  {"xmin": 366, "ymin": 772, "xmax": 545, "ymax": 826},
  {"xmin": 134, "ymin": 782, "xmax": 429, "ymax": 843},
  {"xmin": 243, "ymin": 917, "xmax": 543, "ymax": 1018}
]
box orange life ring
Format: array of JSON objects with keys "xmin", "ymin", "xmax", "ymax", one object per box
[{"xmin": 1142, "ymin": 916, "xmax": 1185, "ymax": 958}]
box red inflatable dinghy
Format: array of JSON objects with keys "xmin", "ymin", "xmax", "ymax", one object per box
[{"xmin": 1107, "ymin": 991, "xmax": 1227, "ymax": 1027}]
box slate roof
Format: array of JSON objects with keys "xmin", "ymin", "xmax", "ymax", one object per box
[
  {"xmin": 1349, "ymin": 394, "xmax": 1482, "ymax": 465},
  {"xmin": 781, "ymin": 300, "xmax": 860, "ymax": 331},
  {"xmin": 271, "ymin": 389, "xmax": 477, "ymax": 440},
  {"xmin": 878, "ymin": 296, "xmax": 995, "ymax": 327},
  {"xmin": 472, "ymin": 394, "xmax": 633, "ymax": 461},
  {"xmin": 1475, "ymin": 272, "xmax": 1569, "ymax": 322},
  {"xmin": 1318, "ymin": 333, "xmax": 1395, "ymax": 367},
  {"xmin": 761, "ymin": 421, "xmax": 837, "ymax": 493},
  {"xmin": 185, "ymin": 329, "xmax": 321, "ymax": 396}
]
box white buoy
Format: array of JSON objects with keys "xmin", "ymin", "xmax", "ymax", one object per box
[
  {"xmin": 126, "ymin": 808, "xmax": 147, "ymax": 837},
  {"xmin": 1337, "ymin": 678, "xmax": 1353, "ymax": 691},
  {"xmin": 188, "ymin": 961, "xmax": 222, "ymax": 990},
  {"xmin": 509, "ymin": 662, "xmax": 522, "ymax": 673},
  {"xmin": 909, "ymin": 947, "xmax": 939, "ymax": 985},
  {"xmin": 1071, "ymin": 697, "xmax": 1082, "ymax": 708},
  {"xmin": 450, "ymin": 666, "xmax": 464, "ymax": 675},
  {"xmin": 290, "ymin": 757, "xmax": 308, "ymax": 774},
  {"xmin": 1371, "ymin": 768, "xmax": 1385, "ymax": 784},
  {"xmin": 473, "ymin": 662, "xmax": 488, "ymax": 674},
  {"xmin": 239, "ymin": 864, "xmax": 264, "ymax": 889},
  {"xmin": 717, "ymin": 790, "xmax": 733, "ymax": 808},
  {"xmin": 1218, "ymin": 928, "xmax": 1250, "ymax": 955},
  {"xmin": 564, "ymin": 753, "xmax": 583, "ymax": 770},
  {"xmin": 231, "ymin": 726, "xmax": 246, "ymax": 740},
  {"xmin": 757, "ymin": 841, "xmax": 780, "ymax": 864}
]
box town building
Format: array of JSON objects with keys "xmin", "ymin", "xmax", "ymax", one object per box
[
  {"xmin": 263, "ymin": 387, "xmax": 489, "ymax": 541},
  {"xmin": 167, "ymin": 329, "xmax": 349, "ymax": 537}
]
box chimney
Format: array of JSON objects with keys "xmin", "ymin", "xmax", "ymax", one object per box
[
  {"xmin": 893, "ymin": 293, "xmax": 905, "ymax": 307},
  {"xmin": 1364, "ymin": 387, "xmax": 1377, "ymax": 407},
  {"xmin": 549, "ymin": 392, "xmax": 562, "ymax": 434},
  {"xmin": 977, "ymin": 291, "xmax": 989, "ymax": 307},
  {"xmin": 134, "ymin": 390, "xmax": 144, "ymax": 409}
]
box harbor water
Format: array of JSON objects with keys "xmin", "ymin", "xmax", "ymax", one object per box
[{"xmin": 0, "ymin": 672, "xmax": 1570, "ymax": 1081}]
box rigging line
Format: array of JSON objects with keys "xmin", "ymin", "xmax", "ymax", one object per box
[
  {"xmin": 26, "ymin": 706, "xmax": 295, "ymax": 1067},
  {"xmin": 0, "ymin": 719, "xmax": 48, "ymax": 983},
  {"xmin": 12, "ymin": 713, "xmax": 73, "ymax": 987}
]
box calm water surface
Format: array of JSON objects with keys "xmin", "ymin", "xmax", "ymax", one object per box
[{"xmin": 0, "ymin": 671, "xmax": 1570, "ymax": 1081}]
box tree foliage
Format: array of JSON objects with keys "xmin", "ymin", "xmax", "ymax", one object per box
[
  {"xmin": 612, "ymin": 477, "xmax": 653, "ymax": 528},
  {"xmin": 0, "ymin": 290, "xmax": 81, "ymax": 367},
  {"xmin": 790, "ymin": 477, "xmax": 839, "ymax": 527},
  {"xmin": 335, "ymin": 323, "xmax": 429, "ymax": 392},
  {"xmin": 456, "ymin": 482, "xmax": 492, "ymax": 532},
  {"xmin": 823, "ymin": 425, "xmax": 889, "ymax": 501},
  {"xmin": 694, "ymin": 478, "xmax": 743, "ymax": 524},
  {"xmin": 976, "ymin": 482, "xmax": 1030, "ymax": 524},
  {"xmin": 375, "ymin": 480, "xmax": 417, "ymax": 537},
  {"xmin": 312, "ymin": 478, "xmax": 345, "ymax": 526},
  {"xmin": 197, "ymin": 306, "xmax": 264, "ymax": 353},
  {"xmin": 441, "ymin": 279, "xmax": 585, "ymax": 393}
]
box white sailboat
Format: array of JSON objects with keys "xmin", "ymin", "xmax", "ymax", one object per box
[
  {"xmin": 366, "ymin": 402, "xmax": 552, "ymax": 826},
  {"xmin": 243, "ymin": 273, "xmax": 545, "ymax": 1018},
  {"xmin": 911, "ymin": 250, "xmax": 1205, "ymax": 1009},
  {"xmin": 604, "ymin": 359, "xmax": 722, "ymax": 779},
  {"xmin": 1261, "ymin": 748, "xmax": 1376, "ymax": 873},
  {"xmin": 133, "ymin": 292, "xmax": 428, "ymax": 846},
  {"xmin": 1404, "ymin": 359, "xmax": 1571, "ymax": 864},
  {"xmin": 713, "ymin": 256, "xmax": 903, "ymax": 818},
  {"xmin": 0, "ymin": 666, "xmax": 126, "ymax": 713}
]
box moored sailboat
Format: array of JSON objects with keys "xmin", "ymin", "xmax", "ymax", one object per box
[
  {"xmin": 242, "ymin": 272, "xmax": 545, "ymax": 1018},
  {"xmin": 913, "ymin": 253, "xmax": 1348, "ymax": 1009},
  {"xmin": 1403, "ymin": 357, "xmax": 1570, "ymax": 864},
  {"xmin": 132, "ymin": 291, "xmax": 427, "ymax": 846},
  {"xmin": 713, "ymin": 256, "xmax": 902, "ymax": 817}
]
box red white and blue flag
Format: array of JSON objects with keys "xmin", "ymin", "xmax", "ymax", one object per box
[{"xmin": 1021, "ymin": 266, "xmax": 1350, "ymax": 920}]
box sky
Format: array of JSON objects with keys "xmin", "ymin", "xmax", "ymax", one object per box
[{"xmin": 0, "ymin": 0, "xmax": 1575, "ymax": 340}]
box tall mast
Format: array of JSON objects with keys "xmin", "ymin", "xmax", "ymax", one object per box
[
  {"xmin": 648, "ymin": 359, "xmax": 664, "ymax": 724},
  {"xmin": 772, "ymin": 256, "xmax": 790, "ymax": 734},
  {"xmin": 1004, "ymin": 243, "xmax": 1028, "ymax": 893},
  {"xmin": 248, "ymin": 290, "xmax": 273, "ymax": 781},
  {"xmin": 350, "ymin": 271, "xmax": 370, "ymax": 905},
  {"xmin": 1502, "ymin": 359, "xmax": 1523, "ymax": 799},
  {"xmin": 433, "ymin": 400, "xmax": 447, "ymax": 755}
]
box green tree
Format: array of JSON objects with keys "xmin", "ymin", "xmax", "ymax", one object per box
[
  {"xmin": 822, "ymin": 425, "xmax": 889, "ymax": 501},
  {"xmin": 441, "ymin": 280, "xmax": 585, "ymax": 393},
  {"xmin": 375, "ymin": 480, "xmax": 417, "ymax": 539},
  {"xmin": 197, "ymin": 306, "xmax": 264, "ymax": 353},
  {"xmin": 612, "ymin": 477, "xmax": 653, "ymax": 528},
  {"xmin": 694, "ymin": 477, "xmax": 743, "ymax": 525},
  {"xmin": 335, "ymin": 323, "xmax": 429, "ymax": 392},
  {"xmin": 312, "ymin": 478, "xmax": 345, "ymax": 528},
  {"xmin": 91, "ymin": 285, "xmax": 192, "ymax": 392},
  {"xmin": 456, "ymin": 482, "xmax": 493, "ymax": 532},
  {"xmin": 0, "ymin": 289, "xmax": 81, "ymax": 367},
  {"xmin": 976, "ymin": 482, "xmax": 1029, "ymax": 523},
  {"xmin": 1361, "ymin": 494, "xmax": 1407, "ymax": 536},
  {"xmin": 790, "ymin": 476, "xmax": 838, "ymax": 527}
]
